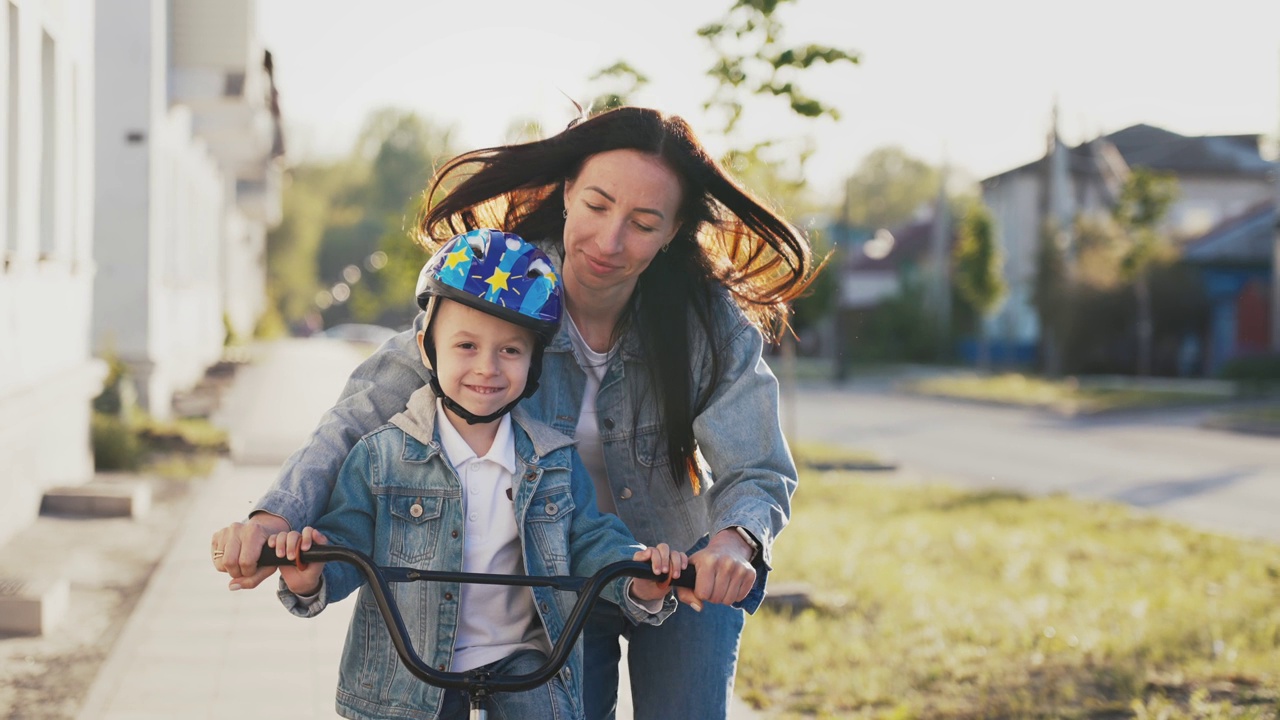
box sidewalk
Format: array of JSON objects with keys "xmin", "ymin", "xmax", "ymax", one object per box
[
  {"xmin": 77, "ymin": 339, "xmax": 763, "ymax": 719},
  {"xmin": 77, "ymin": 339, "xmax": 367, "ymax": 719}
]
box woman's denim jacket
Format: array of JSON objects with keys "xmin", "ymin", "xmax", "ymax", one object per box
[
  {"xmin": 278, "ymin": 388, "xmax": 674, "ymax": 720},
  {"xmin": 257, "ymin": 289, "xmax": 797, "ymax": 613}
]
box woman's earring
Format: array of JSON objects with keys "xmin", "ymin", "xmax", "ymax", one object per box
[
  {"xmin": 660, "ymin": 242, "xmax": 671, "ymax": 253},
  {"xmin": 562, "ymin": 209, "xmax": 568, "ymax": 219}
]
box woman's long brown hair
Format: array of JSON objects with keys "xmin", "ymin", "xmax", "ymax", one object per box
[{"xmin": 418, "ymin": 107, "xmax": 816, "ymax": 492}]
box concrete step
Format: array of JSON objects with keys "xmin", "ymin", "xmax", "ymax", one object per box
[
  {"xmin": 0, "ymin": 576, "xmax": 70, "ymax": 636},
  {"xmin": 40, "ymin": 481, "xmax": 152, "ymax": 519}
]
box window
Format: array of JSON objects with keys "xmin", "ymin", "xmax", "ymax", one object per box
[
  {"xmin": 38, "ymin": 30, "xmax": 54, "ymax": 259},
  {"xmin": 5, "ymin": 3, "xmax": 18, "ymax": 259}
]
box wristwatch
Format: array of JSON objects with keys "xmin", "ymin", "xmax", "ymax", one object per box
[{"xmin": 732, "ymin": 526, "xmax": 760, "ymax": 562}]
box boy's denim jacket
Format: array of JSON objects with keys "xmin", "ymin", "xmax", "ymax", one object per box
[
  {"xmin": 258, "ymin": 288, "xmax": 798, "ymax": 613},
  {"xmin": 278, "ymin": 387, "xmax": 675, "ymax": 720}
]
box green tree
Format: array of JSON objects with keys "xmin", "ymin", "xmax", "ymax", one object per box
[
  {"xmin": 1113, "ymin": 168, "xmax": 1178, "ymax": 376},
  {"xmin": 587, "ymin": 61, "xmax": 650, "ymax": 113},
  {"xmin": 841, "ymin": 146, "xmax": 941, "ymax": 231},
  {"xmin": 698, "ymin": 0, "xmax": 859, "ymax": 134},
  {"xmin": 1033, "ymin": 219, "xmax": 1069, "ymax": 376},
  {"xmin": 321, "ymin": 110, "xmax": 456, "ymax": 328},
  {"xmin": 953, "ymin": 202, "xmax": 1006, "ymax": 369},
  {"xmin": 693, "ymin": 0, "xmax": 860, "ymax": 427},
  {"xmin": 264, "ymin": 109, "xmax": 456, "ymax": 332}
]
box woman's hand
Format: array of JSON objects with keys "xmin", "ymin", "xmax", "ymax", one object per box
[
  {"xmin": 629, "ymin": 543, "xmax": 688, "ymax": 602},
  {"xmin": 678, "ymin": 528, "xmax": 757, "ymax": 610},
  {"xmin": 210, "ymin": 513, "xmax": 290, "ymax": 590},
  {"xmin": 269, "ymin": 526, "xmax": 328, "ymax": 596}
]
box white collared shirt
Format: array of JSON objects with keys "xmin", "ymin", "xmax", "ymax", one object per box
[{"xmin": 435, "ymin": 401, "xmax": 548, "ymax": 672}]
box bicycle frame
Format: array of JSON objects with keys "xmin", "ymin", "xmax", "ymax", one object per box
[{"xmin": 258, "ymin": 544, "xmax": 695, "ymax": 720}]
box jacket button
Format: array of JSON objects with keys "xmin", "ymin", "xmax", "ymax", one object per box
[
  {"xmin": 437, "ymin": 664, "xmax": 445, "ymax": 671},
  {"xmin": 451, "ymin": 530, "xmax": 459, "ymax": 539},
  {"xmin": 444, "ymin": 592, "xmax": 453, "ymax": 601},
  {"xmin": 619, "ymin": 487, "xmax": 633, "ymax": 500},
  {"xmin": 540, "ymin": 602, "xmax": 550, "ymax": 613},
  {"xmin": 525, "ymin": 470, "xmax": 537, "ymax": 483},
  {"xmin": 409, "ymin": 503, "xmax": 424, "ymax": 518},
  {"xmin": 603, "ymin": 418, "xmax": 615, "ymax": 430},
  {"xmin": 545, "ymin": 502, "xmax": 558, "ymax": 515}
]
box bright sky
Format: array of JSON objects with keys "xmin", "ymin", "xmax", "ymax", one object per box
[{"xmin": 257, "ymin": 0, "xmax": 1280, "ymax": 205}]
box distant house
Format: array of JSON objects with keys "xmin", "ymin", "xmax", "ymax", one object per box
[
  {"xmin": 93, "ymin": 0, "xmax": 283, "ymax": 418},
  {"xmin": 0, "ymin": 0, "xmax": 101, "ymax": 547},
  {"xmin": 833, "ymin": 199, "xmax": 956, "ymax": 362},
  {"xmin": 1182, "ymin": 202, "xmax": 1275, "ymax": 373},
  {"xmin": 981, "ymin": 120, "xmax": 1276, "ymax": 363}
]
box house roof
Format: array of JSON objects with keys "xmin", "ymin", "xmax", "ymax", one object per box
[
  {"xmin": 1182, "ymin": 201, "xmax": 1276, "ymax": 266},
  {"xmin": 982, "ymin": 123, "xmax": 1273, "ymax": 185},
  {"xmin": 1106, "ymin": 124, "xmax": 1272, "ymax": 177},
  {"xmin": 845, "ymin": 214, "xmax": 951, "ymax": 272}
]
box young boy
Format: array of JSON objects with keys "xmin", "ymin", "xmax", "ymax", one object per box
[{"xmin": 267, "ymin": 229, "xmax": 686, "ymax": 720}]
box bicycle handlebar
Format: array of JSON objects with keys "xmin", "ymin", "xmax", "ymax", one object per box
[{"xmin": 257, "ymin": 544, "xmax": 696, "ymax": 694}]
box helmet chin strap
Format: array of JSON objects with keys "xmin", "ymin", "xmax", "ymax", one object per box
[{"xmin": 427, "ymin": 372, "xmax": 521, "ymax": 426}]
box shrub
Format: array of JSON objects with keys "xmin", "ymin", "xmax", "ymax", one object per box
[
  {"xmin": 91, "ymin": 412, "xmax": 143, "ymax": 471},
  {"xmin": 1220, "ymin": 353, "xmax": 1280, "ymax": 390}
]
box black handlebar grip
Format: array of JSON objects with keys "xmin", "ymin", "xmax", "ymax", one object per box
[
  {"xmin": 255, "ymin": 544, "xmax": 702, "ymax": 589},
  {"xmin": 257, "ymin": 543, "xmax": 296, "ymax": 567}
]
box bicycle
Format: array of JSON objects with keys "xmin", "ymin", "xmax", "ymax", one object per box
[{"xmin": 258, "ymin": 543, "xmax": 697, "ymax": 720}]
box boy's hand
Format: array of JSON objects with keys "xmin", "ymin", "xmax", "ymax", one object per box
[
  {"xmin": 628, "ymin": 543, "xmax": 688, "ymax": 604},
  {"xmin": 268, "ymin": 526, "xmax": 328, "ymax": 597}
]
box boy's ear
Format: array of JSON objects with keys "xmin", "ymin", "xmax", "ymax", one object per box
[{"xmin": 416, "ymin": 330, "xmax": 433, "ymax": 370}]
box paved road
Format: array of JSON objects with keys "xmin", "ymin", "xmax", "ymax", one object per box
[
  {"xmin": 80, "ymin": 338, "xmax": 761, "ymax": 719},
  {"xmin": 788, "ymin": 381, "xmax": 1279, "ymax": 542}
]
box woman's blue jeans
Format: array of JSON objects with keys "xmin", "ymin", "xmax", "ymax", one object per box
[{"xmin": 582, "ymin": 597, "xmax": 746, "ymax": 720}]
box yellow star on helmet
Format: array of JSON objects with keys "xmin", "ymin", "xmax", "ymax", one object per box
[
  {"xmin": 485, "ymin": 268, "xmax": 511, "ymax": 292},
  {"xmin": 443, "ymin": 246, "xmax": 470, "ymax": 270}
]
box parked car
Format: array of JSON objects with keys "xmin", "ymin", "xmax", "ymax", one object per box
[{"xmin": 318, "ymin": 323, "xmax": 400, "ymax": 347}]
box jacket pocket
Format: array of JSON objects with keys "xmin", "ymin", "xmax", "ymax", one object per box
[
  {"xmin": 525, "ymin": 489, "xmax": 575, "ymax": 568},
  {"xmin": 632, "ymin": 428, "xmax": 703, "ymax": 511},
  {"xmin": 388, "ymin": 494, "xmax": 444, "ymax": 565},
  {"xmin": 633, "ymin": 425, "xmax": 669, "ymax": 468}
]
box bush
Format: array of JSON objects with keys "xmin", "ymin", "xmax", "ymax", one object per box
[
  {"xmin": 91, "ymin": 412, "xmax": 144, "ymax": 471},
  {"xmin": 1220, "ymin": 354, "xmax": 1280, "ymax": 389}
]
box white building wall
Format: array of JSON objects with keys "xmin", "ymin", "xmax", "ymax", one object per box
[
  {"xmin": 0, "ymin": 0, "xmax": 101, "ymax": 547},
  {"xmin": 1165, "ymin": 175, "xmax": 1275, "ymax": 240},
  {"xmin": 982, "ymin": 172, "xmax": 1041, "ymax": 346},
  {"xmin": 169, "ymin": 0, "xmax": 278, "ymax": 341},
  {"xmin": 93, "ymin": 0, "xmax": 227, "ymax": 418}
]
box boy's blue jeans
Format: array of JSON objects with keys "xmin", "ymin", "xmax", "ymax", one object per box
[
  {"xmin": 582, "ymin": 599, "xmax": 746, "ymax": 720},
  {"xmin": 437, "ymin": 649, "xmax": 575, "ymax": 719}
]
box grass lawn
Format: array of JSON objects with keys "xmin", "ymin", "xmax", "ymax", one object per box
[
  {"xmin": 1205, "ymin": 407, "xmax": 1280, "ymax": 436},
  {"xmin": 902, "ymin": 374, "xmax": 1235, "ymax": 415},
  {"xmin": 738, "ymin": 472, "xmax": 1280, "ymax": 719}
]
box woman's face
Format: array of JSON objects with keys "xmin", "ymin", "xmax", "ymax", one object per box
[{"xmin": 562, "ymin": 149, "xmax": 683, "ymax": 302}]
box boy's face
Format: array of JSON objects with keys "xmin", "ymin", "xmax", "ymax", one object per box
[{"xmin": 418, "ymin": 299, "xmax": 534, "ymax": 420}]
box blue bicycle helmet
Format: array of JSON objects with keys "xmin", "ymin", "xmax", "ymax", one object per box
[{"xmin": 414, "ymin": 229, "xmax": 563, "ymax": 424}]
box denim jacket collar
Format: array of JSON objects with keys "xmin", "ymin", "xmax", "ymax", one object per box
[{"xmin": 389, "ymin": 386, "xmax": 576, "ymax": 464}]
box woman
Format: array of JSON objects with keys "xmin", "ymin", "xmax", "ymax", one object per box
[{"xmin": 213, "ymin": 106, "xmax": 814, "ymax": 719}]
